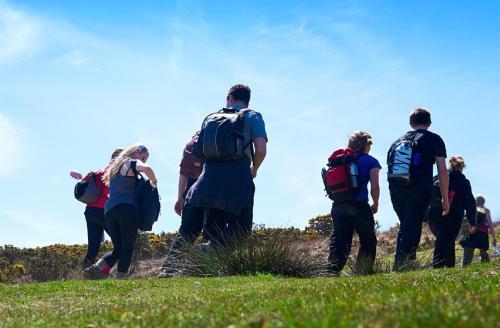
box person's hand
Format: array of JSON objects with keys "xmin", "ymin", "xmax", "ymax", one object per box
[
  {"xmin": 150, "ymin": 180, "xmax": 158, "ymax": 189},
  {"xmin": 70, "ymin": 171, "xmax": 83, "ymax": 180},
  {"xmin": 371, "ymin": 202, "xmax": 379, "ymax": 214},
  {"xmin": 493, "ymin": 239, "xmax": 497, "ymax": 247},
  {"xmin": 468, "ymin": 225, "xmax": 476, "ymax": 234},
  {"xmin": 251, "ymin": 167, "xmax": 258, "ymax": 179},
  {"xmin": 174, "ymin": 198, "xmax": 184, "ymax": 216},
  {"xmin": 441, "ymin": 199, "xmax": 450, "ymax": 216}
]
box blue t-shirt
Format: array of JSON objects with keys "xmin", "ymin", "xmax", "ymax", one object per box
[
  {"xmin": 353, "ymin": 153, "xmax": 381, "ymax": 202},
  {"xmin": 234, "ymin": 107, "xmax": 268, "ymax": 162}
]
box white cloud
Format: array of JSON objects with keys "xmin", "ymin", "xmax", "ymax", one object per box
[
  {"xmin": 0, "ymin": 2, "xmax": 109, "ymax": 67},
  {"xmin": 0, "ymin": 113, "xmax": 26, "ymax": 177},
  {"xmin": 0, "ymin": 4, "xmax": 42, "ymax": 62}
]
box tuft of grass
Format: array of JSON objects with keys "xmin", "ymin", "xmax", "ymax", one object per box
[
  {"xmin": 180, "ymin": 235, "xmax": 327, "ymax": 278},
  {"xmin": 345, "ymin": 256, "xmax": 392, "ymax": 276}
]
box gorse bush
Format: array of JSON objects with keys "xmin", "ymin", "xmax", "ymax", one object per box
[
  {"xmin": 29, "ymin": 246, "xmax": 82, "ymax": 282},
  {"xmin": 305, "ymin": 214, "xmax": 333, "ymax": 237},
  {"xmin": 181, "ymin": 235, "xmax": 327, "ymax": 278},
  {"xmin": 0, "ymin": 233, "xmax": 177, "ymax": 283},
  {"xmin": 0, "ymin": 258, "xmax": 26, "ymax": 283}
]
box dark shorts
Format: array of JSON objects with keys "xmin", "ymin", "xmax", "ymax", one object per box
[{"xmin": 460, "ymin": 232, "xmax": 489, "ymax": 250}]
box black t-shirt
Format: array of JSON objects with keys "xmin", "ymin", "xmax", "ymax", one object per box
[{"xmin": 391, "ymin": 129, "xmax": 447, "ymax": 187}]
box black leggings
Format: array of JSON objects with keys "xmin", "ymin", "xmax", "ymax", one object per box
[
  {"xmin": 102, "ymin": 204, "xmax": 138, "ymax": 273},
  {"xmin": 83, "ymin": 206, "xmax": 107, "ymax": 268}
]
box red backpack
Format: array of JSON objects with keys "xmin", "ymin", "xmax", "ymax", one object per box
[{"xmin": 321, "ymin": 148, "xmax": 360, "ymax": 202}]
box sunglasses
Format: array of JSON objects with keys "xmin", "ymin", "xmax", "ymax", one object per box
[{"xmin": 137, "ymin": 145, "xmax": 148, "ymax": 153}]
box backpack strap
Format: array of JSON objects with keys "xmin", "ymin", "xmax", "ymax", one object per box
[
  {"xmin": 227, "ymin": 108, "xmax": 256, "ymax": 164},
  {"xmin": 129, "ymin": 160, "xmax": 142, "ymax": 180}
]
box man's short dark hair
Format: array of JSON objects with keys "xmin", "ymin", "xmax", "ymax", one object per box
[
  {"xmin": 409, "ymin": 108, "xmax": 432, "ymax": 126},
  {"xmin": 228, "ymin": 84, "xmax": 251, "ymax": 105}
]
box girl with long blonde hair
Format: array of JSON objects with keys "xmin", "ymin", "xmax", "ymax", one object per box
[{"xmin": 84, "ymin": 143, "xmax": 157, "ymax": 279}]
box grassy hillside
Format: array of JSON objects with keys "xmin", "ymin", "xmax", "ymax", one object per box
[{"xmin": 0, "ymin": 264, "xmax": 498, "ymax": 328}]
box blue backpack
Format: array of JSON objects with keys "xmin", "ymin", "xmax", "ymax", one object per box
[{"xmin": 387, "ymin": 132, "xmax": 423, "ymax": 186}]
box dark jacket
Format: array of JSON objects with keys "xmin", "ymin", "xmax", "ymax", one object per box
[{"xmin": 428, "ymin": 169, "xmax": 476, "ymax": 225}]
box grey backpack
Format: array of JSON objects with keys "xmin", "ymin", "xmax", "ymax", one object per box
[{"xmin": 74, "ymin": 173, "xmax": 101, "ymax": 204}]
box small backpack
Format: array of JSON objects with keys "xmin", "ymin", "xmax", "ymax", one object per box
[
  {"xmin": 321, "ymin": 148, "xmax": 360, "ymax": 202},
  {"xmin": 193, "ymin": 108, "xmax": 253, "ymax": 163},
  {"xmin": 130, "ymin": 163, "xmax": 161, "ymax": 232},
  {"xmin": 429, "ymin": 175, "xmax": 457, "ymax": 208},
  {"xmin": 74, "ymin": 173, "xmax": 100, "ymax": 204},
  {"xmin": 387, "ymin": 132, "xmax": 423, "ymax": 186}
]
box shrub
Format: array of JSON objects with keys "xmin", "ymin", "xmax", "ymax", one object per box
[
  {"xmin": 29, "ymin": 246, "xmax": 81, "ymax": 282},
  {"xmin": 305, "ymin": 214, "xmax": 332, "ymax": 238}
]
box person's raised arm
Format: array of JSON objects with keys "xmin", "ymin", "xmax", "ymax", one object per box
[
  {"xmin": 369, "ymin": 168, "xmax": 381, "ymax": 214},
  {"xmin": 135, "ymin": 160, "xmax": 158, "ymax": 188},
  {"xmin": 174, "ymin": 174, "xmax": 188, "ymax": 216},
  {"xmin": 486, "ymin": 210, "xmax": 496, "ymax": 246},
  {"xmin": 436, "ymin": 156, "xmax": 450, "ymax": 215},
  {"xmin": 251, "ymin": 137, "xmax": 267, "ymax": 178},
  {"xmin": 70, "ymin": 170, "xmax": 83, "ymax": 180}
]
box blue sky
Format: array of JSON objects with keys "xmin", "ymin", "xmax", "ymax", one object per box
[{"xmin": 1, "ymin": 0, "xmax": 499, "ymax": 247}]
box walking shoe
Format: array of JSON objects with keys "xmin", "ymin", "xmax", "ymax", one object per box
[{"xmin": 82, "ymin": 259, "xmax": 110, "ymax": 280}]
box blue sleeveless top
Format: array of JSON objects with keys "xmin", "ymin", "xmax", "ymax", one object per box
[{"xmin": 104, "ymin": 160, "xmax": 137, "ymax": 214}]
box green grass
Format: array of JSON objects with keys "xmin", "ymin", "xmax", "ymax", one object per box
[{"xmin": 0, "ymin": 264, "xmax": 498, "ymax": 328}]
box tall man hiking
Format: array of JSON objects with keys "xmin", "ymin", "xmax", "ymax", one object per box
[
  {"xmin": 159, "ymin": 84, "xmax": 268, "ymax": 277},
  {"xmin": 387, "ymin": 108, "xmax": 449, "ymax": 270}
]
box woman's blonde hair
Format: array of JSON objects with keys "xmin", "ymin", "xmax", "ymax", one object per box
[
  {"xmin": 103, "ymin": 143, "xmax": 148, "ymax": 184},
  {"xmin": 347, "ymin": 131, "xmax": 373, "ymax": 152},
  {"xmin": 448, "ymin": 156, "xmax": 465, "ymax": 171}
]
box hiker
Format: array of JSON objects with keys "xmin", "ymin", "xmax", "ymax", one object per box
[
  {"xmin": 70, "ymin": 148, "xmax": 123, "ymax": 269},
  {"xmin": 326, "ymin": 131, "xmax": 381, "ymax": 274},
  {"xmin": 84, "ymin": 144, "xmax": 157, "ymax": 279},
  {"xmin": 177, "ymin": 133, "xmax": 214, "ymax": 246},
  {"xmin": 159, "ymin": 84, "xmax": 267, "ymax": 277},
  {"xmin": 387, "ymin": 108, "xmax": 449, "ymax": 270},
  {"xmin": 174, "ymin": 133, "xmax": 204, "ymax": 216},
  {"xmin": 460, "ymin": 196, "xmax": 497, "ymax": 266},
  {"xmin": 426, "ymin": 156, "xmax": 476, "ymax": 268}
]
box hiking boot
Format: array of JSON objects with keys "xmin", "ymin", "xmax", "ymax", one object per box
[{"xmin": 82, "ymin": 259, "xmax": 110, "ymax": 280}]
